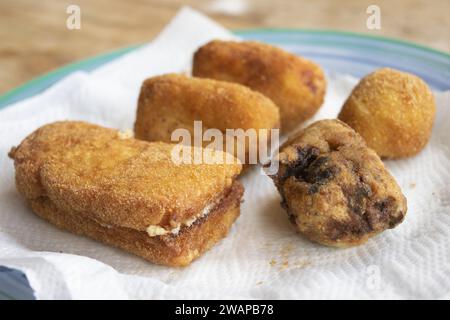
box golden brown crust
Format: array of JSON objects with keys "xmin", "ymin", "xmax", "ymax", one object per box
[
  {"xmin": 192, "ymin": 40, "xmax": 326, "ymax": 132},
  {"xmin": 29, "ymin": 181, "xmax": 243, "ymax": 267},
  {"xmin": 9, "ymin": 121, "xmax": 242, "ymax": 231},
  {"xmin": 270, "ymin": 119, "xmax": 407, "ymax": 247},
  {"xmin": 134, "ymin": 74, "xmax": 280, "ymax": 168},
  {"xmin": 338, "ymin": 68, "xmax": 436, "ymax": 158},
  {"xmin": 135, "ymin": 73, "xmax": 280, "ymax": 140}
]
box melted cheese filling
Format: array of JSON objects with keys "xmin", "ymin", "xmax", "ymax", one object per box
[{"xmin": 146, "ymin": 202, "xmax": 216, "ymax": 237}]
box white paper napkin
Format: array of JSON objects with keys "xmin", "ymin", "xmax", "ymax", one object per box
[{"xmin": 1, "ymin": 7, "xmax": 449, "ymax": 300}]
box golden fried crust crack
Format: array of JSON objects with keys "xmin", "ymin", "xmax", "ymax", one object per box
[
  {"xmin": 193, "ymin": 40, "xmax": 326, "ymax": 132},
  {"xmin": 269, "ymin": 119, "xmax": 407, "ymax": 247}
]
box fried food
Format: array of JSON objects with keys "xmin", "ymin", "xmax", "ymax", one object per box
[
  {"xmin": 269, "ymin": 119, "xmax": 407, "ymax": 247},
  {"xmin": 8, "ymin": 121, "xmax": 244, "ymax": 267},
  {"xmin": 192, "ymin": 40, "xmax": 326, "ymax": 132},
  {"xmin": 338, "ymin": 68, "xmax": 436, "ymax": 158},
  {"xmin": 134, "ymin": 73, "xmax": 280, "ymax": 166}
]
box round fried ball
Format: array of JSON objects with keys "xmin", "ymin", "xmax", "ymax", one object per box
[
  {"xmin": 269, "ymin": 119, "xmax": 407, "ymax": 247},
  {"xmin": 338, "ymin": 68, "xmax": 436, "ymax": 158},
  {"xmin": 193, "ymin": 40, "xmax": 326, "ymax": 133}
]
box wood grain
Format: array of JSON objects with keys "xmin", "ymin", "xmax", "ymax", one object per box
[{"xmin": 1, "ymin": 0, "xmax": 449, "ymax": 94}]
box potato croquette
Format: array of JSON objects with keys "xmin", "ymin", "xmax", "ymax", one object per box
[
  {"xmin": 8, "ymin": 121, "xmax": 244, "ymax": 267},
  {"xmin": 338, "ymin": 68, "xmax": 436, "ymax": 158},
  {"xmin": 192, "ymin": 40, "xmax": 326, "ymax": 132},
  {"xmin": 269, "ymin": 120, "xmax": 407, "ymax": 247},
  {"xmin": 134, "ymin": 73, "xmax": 280, "ymax": 166}
]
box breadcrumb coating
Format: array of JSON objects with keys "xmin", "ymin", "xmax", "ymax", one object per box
[
  {"xmin": 8, "ymin": 121, "xmax": 242, "ymax": 231},
  {"xmin": 134, "ymin": 73, "xmax": 280, "ymax": 167},
  {"xmin": 8, "ymin": 121, "xmax": 244, "ymax": 266},
  {"xmin": 193, "ymin": 40, "xmax": 326, "ymax": 132},
  {"xmin": 339, "ymin": 68, "xmax": 436, "ymax": 158}
]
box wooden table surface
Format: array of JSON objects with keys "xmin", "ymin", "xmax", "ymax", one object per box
[{"xmin": 1, "ymin": 0, "xmax": 449, "ymax": 94}]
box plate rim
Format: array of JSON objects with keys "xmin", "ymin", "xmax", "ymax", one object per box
[
  {"xmin": 0, "ymin": 28, "xmax": 449, "ymax": 110},
  {"xmin": 235, "ymin": 28, "xmax": 450, "ymax": 59}
]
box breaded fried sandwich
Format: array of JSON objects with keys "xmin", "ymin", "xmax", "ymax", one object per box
[{"xmin": 8, "ymin": 121, "xmax": 244, "ymax": 267}]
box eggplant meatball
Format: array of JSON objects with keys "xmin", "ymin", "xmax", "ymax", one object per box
[{"xmin": 269, "ymin": 119, "xmax": 407, "ymax": 247}]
